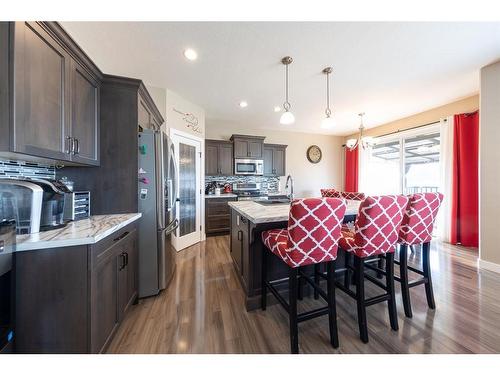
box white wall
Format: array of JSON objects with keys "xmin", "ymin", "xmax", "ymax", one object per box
[
  {"xmin": 479, "ymin": 60, "xmax": 500, "ymax": 272},
  {"xmin": 205, "ymin": 120, "xmax": 344, "ymax": 197},
  {"xmin": 145, "ymin": 84, "xmax": 167, "ymax": 120},
  {"xmin": 165, "ymin": 89, "xmax": 205, "ymax": 137}
]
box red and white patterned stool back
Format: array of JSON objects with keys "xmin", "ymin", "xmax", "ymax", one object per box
[
  {"xmin": 352, "ymin": 195, "xmax": 409, "ymax": 257},
  {"xmin": 321, "ymin": 188, "xmax": 342, "ymax": 198},
  {"xmin": 398, "ymin": 193, "xmax": 444, "ymax": 245},
  {"xmin": 341, "ymin": 191, "xmax": 366, "ymax": 201},
  {"xmin": 287, "ymin": 198, "xmax": 346, "ymax": 266}
]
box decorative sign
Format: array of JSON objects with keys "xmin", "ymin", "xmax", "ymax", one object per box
[{"xmin": 173, "ymin": 108, "xmax": 202, "ymax": 133}]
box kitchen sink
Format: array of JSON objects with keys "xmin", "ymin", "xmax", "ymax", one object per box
[{"xmin": 257, "ymin": 199, "xmax": 290, "ymax": 205}]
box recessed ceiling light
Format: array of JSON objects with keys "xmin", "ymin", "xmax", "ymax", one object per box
[
  {"xmin": 239, "ymin": 101, "xmax": 248, "ymax": 108},
  {"xmin": 274, "ymin": 106, "xmax": 281, "ymax": 112},
  {"xmin": 183, "ymin": 48, "xmax": 198, "ymax": 61}
]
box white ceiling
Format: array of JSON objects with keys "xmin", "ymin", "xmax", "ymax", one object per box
[{"xmin": 61, "ymin": 22, "xmax": 500, "ymax": 136}]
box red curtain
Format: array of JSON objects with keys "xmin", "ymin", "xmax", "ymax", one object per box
[
  {"xmin": 344, "ymin": 147, "xmax": 359, "ymax": 192},
  {"xmin": 450, "ymin": 111, "xmax": 479, "ymax": 247}
]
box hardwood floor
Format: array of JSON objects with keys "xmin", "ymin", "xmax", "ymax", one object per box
[{"xmin": 107, "ymin": 236, "xmax": 500, "ymax": 354}]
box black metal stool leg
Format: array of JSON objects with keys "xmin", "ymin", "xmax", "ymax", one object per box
[
  {"xmin": 377, "ymin": 255, "xmax": 384, "ymax": 279},
  {"xmin": 344, "ymin": 252, "xmax": 352, "ymax": 288},
  {"xmin": 297, "ymin": 274, "xmax": 303, "ymax": 300},
  {"xmin": 399, "ymin": 244, "xmax": 412, "ymax": 318},
  {"xmin": 422, "ymin": 242, "xmax": 436, "ymax": 309},
  {"xmin": 261, "ymin": 248, "xmax": 267, "ymax": 311},
  {"xmin": 314, "ymin": 264, "xmax": 320, "ymax": 299},
  {"xmin": 327, "ymin": 260, "xmax": 339, "ymax": 348},
  {"xmin": 354, "ymin": 257, "xmax": 368, "ymax": 343},
  {"xmin": 289, "ymin": 267, "xmax": 299, "ymax": 354},
  {"xmin": 386, "ymin": 252, "xmax": 399, "ymax": 331}
]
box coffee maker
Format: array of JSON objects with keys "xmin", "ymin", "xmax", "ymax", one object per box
[{"xmin": 0, "ymin": 178, "xmax": 72, "ymax": 234}]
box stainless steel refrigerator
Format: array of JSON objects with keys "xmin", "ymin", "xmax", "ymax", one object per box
[{"xmin": 138, "ymin": 129, "xmax": 178, "ymax": 298}]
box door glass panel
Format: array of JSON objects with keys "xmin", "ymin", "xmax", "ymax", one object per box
[
  {"xmin": 403, "ymin": 132, "xmax": 440, "ymax": 194},
  {"xmin": 178, "ymin": 143, "xmax": 196, "ymax": 236},
  {"xmin": 363, "ymin": 139, "xmax": 401, "ymax": 195}
]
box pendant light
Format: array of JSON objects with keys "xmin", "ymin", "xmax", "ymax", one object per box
[
  {"xmin": 280, "ymin": 56, "xmax": 295, "ymax": 125},
  {"xmin": 321, "ymin": 67, "xmax": 335, "ymax": 129},
  {"xmin": 346, "ymin": 112, "xmax": 376, "ymax": 150}
]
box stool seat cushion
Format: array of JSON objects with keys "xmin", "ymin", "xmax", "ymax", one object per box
[{"xmin": 341, "ymin": 192, "xmax": 366, "ymax": 201}]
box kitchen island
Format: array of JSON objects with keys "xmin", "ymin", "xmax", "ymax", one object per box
[{"xmin": 228, "ymin": 200, "xmax": 360, "ymax": 311}]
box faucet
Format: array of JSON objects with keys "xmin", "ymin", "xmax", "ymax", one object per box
[{"xmin": 285, "ymin": 174, "xmax": 294, "ymax": 201}]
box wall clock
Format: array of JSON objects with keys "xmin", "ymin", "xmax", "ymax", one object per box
[{"xmin": 306, "ymin": 145, "xmax": 322, "ymax": 164}]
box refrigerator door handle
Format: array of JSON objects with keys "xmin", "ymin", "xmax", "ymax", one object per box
[
  {"xmin": 167, "ymin": 179, "xmax": 173, "ymax": 212},
  {"xmin": 156, "ymin": 131, "xmax": 166, "ymax": 230}
]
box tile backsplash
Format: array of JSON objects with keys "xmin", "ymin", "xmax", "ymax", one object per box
[
  {"xmin": 205, "ymin": 175, "xmax": 281, "ymax": 193},
  {"xmin": 0, "ymin": 159, "xmax": 56, "ymax": 180}
]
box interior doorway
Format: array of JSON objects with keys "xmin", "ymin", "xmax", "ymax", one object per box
[{"xmin": 170, "ymin": 129, "xmax": 203, "ymax": 251}]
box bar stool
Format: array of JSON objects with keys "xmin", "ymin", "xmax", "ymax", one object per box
[
  {"xmin": 320, "ymin": 188, "xmax": 341, "ymax": 198},
  {"xmin": 396, "ymin": 192, "xmax": 444, "ymax": 318},
  {"xmin": 261, "ymin": 198, "xmax": 346, "ymax": 354},
  {"xmin": 337, "ymin": 195, "xmax": 409, "ymax": 343},
  {"xmin": 341, "ymin": 192, "xmax": 366, "ymax": 201}
]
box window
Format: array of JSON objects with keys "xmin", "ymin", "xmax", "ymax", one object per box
[{"xmin": 360, "ymin": 124, "xmax": 441, "ymax": 196}]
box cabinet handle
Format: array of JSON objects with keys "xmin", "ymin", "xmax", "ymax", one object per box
[
  {"xmin": 124, "ymin": 252, "xmax": 129, "ymax": 266},
  {"xmin": 74, "ymin": 138, "xmax": 80, "ymax": 155},
  {"xmin": 66, "ymin": 137, "xmax": 73, "ymax": 154},
  {"xmin": 113, "ymin": 231, "xmax": 130, "ymax": 242},
  {"xmin": 237, "ymin": 230, "xmax": 242, "ymax": 241},
  {"xmin": 119, "ymin": 252, "xmax": 126, "ymax": 270}
]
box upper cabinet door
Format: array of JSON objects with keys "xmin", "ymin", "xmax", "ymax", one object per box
[
  {"xmin": 233, "ymin": 139, "xmax": 249, "ymax": 158},
  {"xmin": 138, "ymin": 95, "xmax": 152, "ymax": 130},
  {"xmin": 218, "ymin": 143, "xmax": 233, "ymax": 175},
  {"xmin": 263, "ymin": 146, "xmax": 274, "ymax": 175},
  {"xmin": 248, "ymin": 140, "xmax": 263, "ymax": 159},
  {"xmin": 273, "ymin": 147, "xmax": 286, "ymax": 176},
  {"xmin": 205, "ymin": 142, "xmax": 219, "ymax": 175},
  {"xmin": 13, "ymin": 22, "xmax": 72, "ymax": 161},
  {"xmin": 70, "ymin": 61, "xmax": 100, "ymax": 166}
]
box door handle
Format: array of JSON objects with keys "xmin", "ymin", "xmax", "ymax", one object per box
[{"xmin": 237, "ymin": 230, "xmax": 242, "ymax": 241}]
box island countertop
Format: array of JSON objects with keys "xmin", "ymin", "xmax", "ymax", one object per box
[
  {"xmin": 228, "ymin": 199, "xmax": 360, "ymax": 224},
  {"xmin": 15, "ymin": 213, "xmax": 142, "ymax": 252}
]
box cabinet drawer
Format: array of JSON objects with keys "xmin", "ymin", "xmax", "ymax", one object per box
[
  {"xmin": 90, "ymin": 223, "xmax": 136, "ymax": 269},
  {"xmin": 206, "ymin": 215, "xmax": 230, "ymax": 232},
  {"xmin": 206, "ymin": 199, "xmax": 234, "ymax": 216}
]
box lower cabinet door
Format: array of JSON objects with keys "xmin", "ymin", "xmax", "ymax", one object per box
[
  {"xmin": 90, "ymin": 253, "xmax": 119, "ymax": 353},
  {"xmin": 118, "ymin": 231, "xmax": 138, "ymax": 319}
]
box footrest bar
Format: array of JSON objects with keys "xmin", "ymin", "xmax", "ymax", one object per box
[
  {"xmin": 408, "ymin": 278, "xmax": 428, "ymax": 288},
  {"xmin": 364, "ymin": 273, "xmax": 389, "ymax": 291},
  {"xmin": 297, "ymin": 306, "xmax": 329, "ymax": 323},
  {"xmin": 365, "ymin": 294, "xmax": 390, "ymax": 306},
  {"xmin": 266, "ymin": 282, "xmax": 289, "ymax": 313}
]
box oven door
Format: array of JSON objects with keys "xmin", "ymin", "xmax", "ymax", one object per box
[{"xmin": 234, "ymin": 159, "xmax": 262, "ymax": 175}]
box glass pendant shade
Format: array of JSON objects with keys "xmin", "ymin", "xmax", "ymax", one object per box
[
  {"xmin": 280, "ymin": 110, "xmax": 295, "ymax": 125},
  {"xmin": 321, "ymin": 116, "xmax": 335, "ymax": 129}
]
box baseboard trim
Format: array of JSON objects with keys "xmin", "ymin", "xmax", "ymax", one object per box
[{"xmin": 478, "ymin": 258, "xmax": 500, "ymax": 274}]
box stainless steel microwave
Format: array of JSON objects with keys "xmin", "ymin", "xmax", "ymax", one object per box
[{"xmin": 234, "ymin": 159, "xmax": 264, "ymax": 175}]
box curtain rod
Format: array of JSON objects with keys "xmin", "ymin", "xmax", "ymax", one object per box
[
  {"xmin": 373, "ymin": 120, "xmax": 442, "ymax": 139},
  {"xmin": 342, "ymin": 120, "xmax": 442, "ymax": 147}
]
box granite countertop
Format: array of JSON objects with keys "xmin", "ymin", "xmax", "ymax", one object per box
[
  {"xmin": 228, "ymin": 200, "xmax": 361, "ymax": 224},
  {"xmin": 15, "ymin": 213, "xmax": 142, "ymax": 252},
  {"xmin": 205, "ymin": 193, "xmax": 238, "ymax": 199}
]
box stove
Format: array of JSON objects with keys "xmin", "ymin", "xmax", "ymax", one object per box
[{"xmin": 232, "ymin": 183, "xmax": 268, "ymax": 201}]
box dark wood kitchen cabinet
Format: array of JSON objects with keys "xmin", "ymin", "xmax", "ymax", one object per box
[
  {"xmin": 263, "ymin": 143, "xmax": 287, "ymax": 176},
  {"xmin": 205, "ymin": 140, "xmax": 233, "ymax": 175},
  {"xmin": 230, "ymin": 209, "xmax": 250, "ymax": 289},
  {"xmin": 0, "ymin": 22, "xmax": 101, "ymax": 166},
  {"xmin": 15, "ymin": 223, "xmax": 138, "ymax": 354},
  {"xmin": 205, "ymin": 196, "xmax": 237, "ymax": 235},
  {"xmin": 230, "ymin": 134, "xmax": 265, "ymax": 159},
  {"xmin": 59, "ymin": 75, "xmax": 164, "ymax": 215}
]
